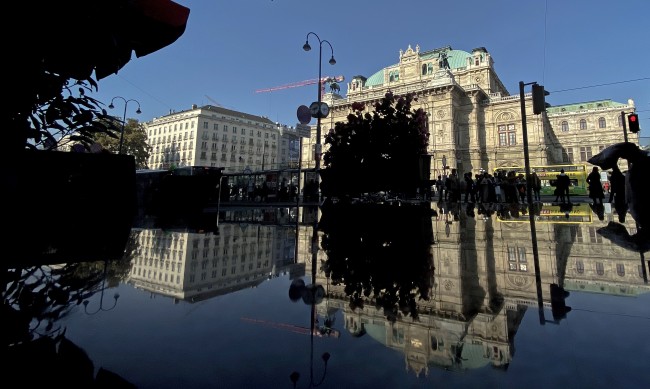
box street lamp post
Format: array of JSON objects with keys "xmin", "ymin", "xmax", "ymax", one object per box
[
  {"xmin": 109, "ymin": 96, "xmax": 142, "ymax": 154},
  {"xmin": 303, "ymin": 32, "xmax": 336, "ymax": 202},
  {"xmin": 216, "ymin": 174, "xmax": 226, "ymax": 227}
]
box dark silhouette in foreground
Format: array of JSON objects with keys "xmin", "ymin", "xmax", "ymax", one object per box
[
  {"xmin": 588, "ymin": 142, "xmax": 649, "ymax": 246},
  {"xmin": 588, "ymin": 143, "xmax": 648, "ymax": 228}
]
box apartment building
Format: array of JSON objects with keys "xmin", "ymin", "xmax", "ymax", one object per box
[{"xmin": 144, "ymin": 105, "xmax": 299, "ymax": 173}]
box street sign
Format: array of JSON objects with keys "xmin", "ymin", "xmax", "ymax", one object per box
[
  {"xmin": 297, "ymin": 105, "xmax": 311, "ymax": 125},
  {"xmin": 296, "ymin": 123, "xmax": 312, "ymax": 138}
]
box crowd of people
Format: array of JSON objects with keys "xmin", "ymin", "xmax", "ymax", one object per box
[
  {"xmin": 432, "ymin": 166, "xmax": 624, "ymax": 207},
  {"xmin": 433, "ymin": 168, "xmax": 543, "ymax": 205}
]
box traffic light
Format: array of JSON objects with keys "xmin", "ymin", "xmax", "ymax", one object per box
[
  {"xmin": 628, "ymin": 113, "xmax": 640, "ymax": 133},
  {"xmin": 532, "ymin": 84, "xmax": 550, "ymax": 115},
  {"xmin": 550, "ymin": 283, "xmax": 571, "ymax": 321}
]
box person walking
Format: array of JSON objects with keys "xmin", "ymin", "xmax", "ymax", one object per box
[
  {"xmin": 555, "ymin": 169, "xmax": 571, "ymax": 204},
  {"xmin": 531, "ymin": 170, "xmax": 542, "ymax": 202},
  {"xmin": 587, "ymin": 166, "xmax": 605, "ymax": 205},
  {"xmin": 436, "ymin": 175, "xmax": 444, "ymax": 201},
  {"xmin": 447, "ymin": 169, "xmax": 461, "ymax": 202},
  {"xmin": 516, "ymin": 174, "xmax": 527, "ymax": 203},
  {"xmin": 608, "ymin": 165, "xmax": 625, "ymax": 204},
  {"xmin": 464, "ymin": 172, "xmax": 476, "ymax": 203}
]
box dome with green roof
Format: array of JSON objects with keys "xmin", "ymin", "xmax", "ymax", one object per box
[{"xmin": 362, "ymin": 46, "xmax": 472, "ymax": 88}]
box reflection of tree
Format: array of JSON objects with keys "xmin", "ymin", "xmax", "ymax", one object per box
[
  {"xmin": 4, "ymin": 259, "xmax": 131, "ymax": 346},
  {"xmin": 4, "ymin": 259, "xmax": 134, "ymax": 385},
  {"xmin": 319, "ymin": 204, "xmax": 435, "ymax": 321}
]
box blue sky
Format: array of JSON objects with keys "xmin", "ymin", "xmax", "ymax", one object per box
[{"xmin": 91, "ymin": 0, "xmax": 649, "ymax": 140}]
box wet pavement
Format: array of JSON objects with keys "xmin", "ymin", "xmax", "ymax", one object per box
[{"xmin": 4, "ymin": 202, "xmax": 648, "ymax": 388}]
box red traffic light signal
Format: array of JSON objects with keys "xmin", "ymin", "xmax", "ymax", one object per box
[{"xmin": 628, "ymin": 113, "xmax": 640, "ymax": 133}]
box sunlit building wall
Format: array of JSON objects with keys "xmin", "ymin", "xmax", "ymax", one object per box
[
  {"xmin": 143, "ymin": 105, "xmax": 298, "ymax": 172},
  {"xmin": 302, "ymin": 44, "xmax": 639, "ymax": 176}
]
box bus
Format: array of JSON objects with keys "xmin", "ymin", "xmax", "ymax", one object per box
[
  {"xmin": 496, "ymin": 203, "xmax": 593, "ymax": 224},
  {"xmin": 171, "ymin": 165, "xmax": 224, "ymax": 176},
  {"xmin": 494, "ymin": 164, "xmax": 588, "ymax": 196}
]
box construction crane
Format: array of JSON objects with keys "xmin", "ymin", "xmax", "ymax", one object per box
[{"xmin": 255, "ymin": 75, "xmax": 345, "ymax": 97}]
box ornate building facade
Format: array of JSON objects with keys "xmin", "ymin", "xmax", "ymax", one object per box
[{"xmin": 301, "ymin": 44, "xmax": 639, "ymax": 179}]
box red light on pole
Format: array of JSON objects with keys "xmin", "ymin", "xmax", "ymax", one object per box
[{"xmin": 628, "ymin": 113, "xmax": 640, "ymax": 133}]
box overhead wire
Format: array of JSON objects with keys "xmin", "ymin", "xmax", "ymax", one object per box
[{"xmin": 550, "ymin": 77, "xmax": 650, "ymax": 93}]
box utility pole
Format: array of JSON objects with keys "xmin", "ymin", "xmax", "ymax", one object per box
[
  {"xmin": 621, "ymin": 110, "xmax": 629, "ymax": 143},
  {"xmin": 520, "ymin": 81, "xmax": 544, "ymax": 324}
]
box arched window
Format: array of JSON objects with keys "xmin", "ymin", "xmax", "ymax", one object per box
[
  {"xmin": 561, "ymin": 121, "xmax": 569, "ymax": 132},
  {"xmin": 616, "ymin": 264, "xmax": 625, "ymax": 277},
  {"xmin": 598, "ymin": 117, "xmax": 606, "ymax": 128},
  {"xmin": 579, "ymin": 119, "xmax": 587, "ymax": 130}
]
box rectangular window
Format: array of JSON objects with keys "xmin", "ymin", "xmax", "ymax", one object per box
[
  {"xmin": 588, "ymin": 227, "xmax": 602, "ymax": 243},
  {"xmin": 203, "ymin": 121, "xmax": 208, "ymax": 129},
  {"xmin": 580, "ymin": 147, "xmax": 592, "ymax": 162},
  {"xmin": 498, "ymin": 124, "xmax": 516, "ymax": 146},
  {"xmin": 508, "ymin": 247, "xmax": 527, "ymax": 272},
  {"xmin": 596, "ymin": 262, "xmax": 605, "ymax": 276}
]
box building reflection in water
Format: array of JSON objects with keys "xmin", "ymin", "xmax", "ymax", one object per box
[
  {"xmin": 127, "ymin": 207, "xmax": 316, "ymax": 303},
  {"xmin": 124, "ymin": 202, "xmax": 648, "ymax": 378},
  {"xmin": 312, "ymin": 201, "xmax": 648, "ymax": 377}
]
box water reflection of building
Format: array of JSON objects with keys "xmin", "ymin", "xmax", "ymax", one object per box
[
  {"xmin": 127, "ymin": 221, "xmax": 304, "ymax": 302},
  {"xmin": 317, "ymin": 204, "xmax": 648, "ymax": 376}
]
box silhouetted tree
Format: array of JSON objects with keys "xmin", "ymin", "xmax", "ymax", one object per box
[
  {"xmin": 91, "ymin": 118, "xmax": 152, "ymax": 168},
  {"xmin": 321, "ymin": 91, "xmax": 429, "ymax": 198}
]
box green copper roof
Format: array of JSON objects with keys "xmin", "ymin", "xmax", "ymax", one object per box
[
  {"xmin": 363, "ymin": 47, "xmax": 472, "ymax": 88},
  {"xmin": 546, "ymin": 100, "xmax": 627, "ymax": 114},
  {"xmin": 365, "ymin": 67, "xmax": 390, "ymax": 87}
]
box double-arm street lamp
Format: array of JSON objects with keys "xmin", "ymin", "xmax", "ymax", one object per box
[
  {"xmin": 83, "ymin": 260, "xmax": 120, "ymax": 315},
  {"xmin": 109, "ymin": 96, "xmax": 142, "ymax": 154},
  {"xmin": 303, "ymin": 32, "xmax": 336, "ymax": 199}
]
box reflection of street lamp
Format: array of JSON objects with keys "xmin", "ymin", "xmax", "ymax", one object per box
[
  {"xmin": 288, "ymin": 224, "xmax": 332, "ymax": 388},
  {"xmin": 109, "ymin": 96, "xmax": 141, "ymax": 154},
  {"xmin": 83, "ymin": 261, "xmax": 120, "ymax": 315},
  {"xmin": 290, "ymin": 351, "xmax": 330, "ymax": 389},
  {"xmin": 303, "ymin": 32, "xmax": 336, "ymax": 201},
  {"xmin": 216, "ymin": 175, "xmax": 226, "ymax": 227}
]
